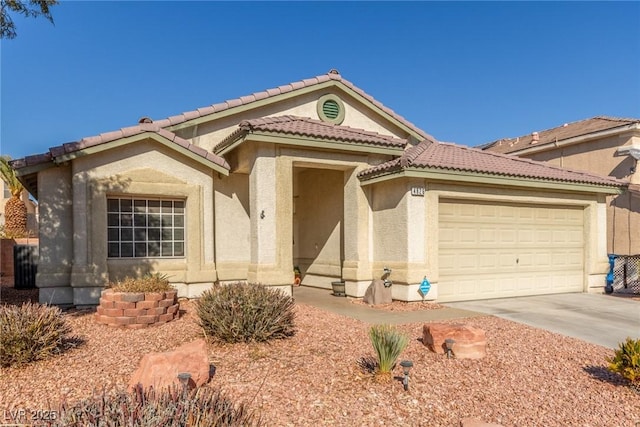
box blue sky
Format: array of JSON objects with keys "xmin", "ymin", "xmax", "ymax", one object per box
[{"xmin": 2, "ymin": 1, "xmax": 639, "ymax": 160}]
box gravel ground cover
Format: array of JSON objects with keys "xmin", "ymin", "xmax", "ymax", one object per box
[{"xmin": 1, "ymin": 285, "xmax": 639, "ymax": 426}]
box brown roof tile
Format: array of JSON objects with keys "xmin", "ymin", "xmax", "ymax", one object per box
[
  {"xmin": 359, "ymin": 140, "xmax": 625, "ymax": 188},
  {"xmin": 215, "ymin": 116, "xmax": 408, "ymax": 153},
  {"xmin": 12, "ymin": 124, "xmax": 230, "ymax": 172},
  {"xmin": 482, "ymin": 116, "xmax": 640, "ymax": 154}
]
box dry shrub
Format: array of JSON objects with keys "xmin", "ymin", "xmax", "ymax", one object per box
[
  {"xmin": 110, "ymin": 273, "xmax": 173, "ymax": 293},
  {"xmin": 53, "ymin": 384, "xmax": 261, "ymax": 426},
  {"xmin": 0, "ymin": 302, "xmax": 73, "ymax": 367},
  {"xmin": 195, "ymin": 282, "xmax": 295, "ymax": 343}
]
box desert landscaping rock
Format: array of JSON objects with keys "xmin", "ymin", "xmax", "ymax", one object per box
[
  {"xmin": 0, "ymin": 294, "xmax": 638, "ymax": 426},
  {"xmin": 423, "ymin": 322, "xmax": 487, "ymax": 359},
  {"xmin": 363, "ymin": 279, "xmax": 392, "ymax": 305},
  {"xmin": 128, "ymin": 338, "xmax": 210, "ymax": 391}
]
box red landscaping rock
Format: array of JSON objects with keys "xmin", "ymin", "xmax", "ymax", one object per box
[
  {"xmin": 423, "ymin": 323, "xmax": 487, "ymax": 359},
  {"xmin": 128, "ymin": 339, "xmax": 211, "ymax": 392},
  {"xmin": 460, "ymin": 418, "xmax": 503, "ymax": 427}
]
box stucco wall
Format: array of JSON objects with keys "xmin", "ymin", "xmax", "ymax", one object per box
[
  {"xmin": 37, "ymin": 165, "xmax": 74, "ymax": 305},
  {"xmin": 214, "ymin": 172, "xmax": 250, "ymax": 280},
  {"xmin": 527, "ymin": 134, "xmax": 637, "ymax": 180},
  {"xmin": 372, "ymin": 179, "xmax": 408, "ymax": 262}
]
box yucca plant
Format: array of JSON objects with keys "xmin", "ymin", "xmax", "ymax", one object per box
[
  {"xmin": 607, "ymin": 337, "xmax": 640, "ymax": 384},
  {"xmin": 368, "ymin": 324, "xmax": 409, "ymax": 376},
  {"xmin": 0, "ymin": 155, "xmax": 27, "ymax": 237}
]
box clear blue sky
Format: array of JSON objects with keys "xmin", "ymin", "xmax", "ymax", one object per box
[{"xmin": 2, "ymin": 1, "xmax": 639, "ymax": 160}]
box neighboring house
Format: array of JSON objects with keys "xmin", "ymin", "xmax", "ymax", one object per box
[
  {"xmin": 481, "ymin": 116, "xmax": 640, "ymax": 256},
  {"xmin": 0, "ymin": 181, "xmax": 38, "ymax": 236},
  {"xmin": 11, "ymin": 71, "xmax": 625, "ymax": 307}
]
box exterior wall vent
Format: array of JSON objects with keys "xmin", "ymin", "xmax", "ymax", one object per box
[{"xmin": 317, "ymin": 94, "xmax": 345, "ymax": 125}]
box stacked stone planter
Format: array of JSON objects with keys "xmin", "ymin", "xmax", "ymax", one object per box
[{"xmin": 95, "ymin": 289, "xmax": 179, "ymax": 329}]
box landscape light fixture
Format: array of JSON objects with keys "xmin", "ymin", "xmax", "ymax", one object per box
[
  {"xmin": 399, "ymin": 360, "xmax": 413, "ymax": 391},
  {"xmin": 444, "ymin": 338, "xmax": 455, "ymax": 359},
  {"xmin": 177, "ymin": 372, "xmax": 192, "ymax": 391}
]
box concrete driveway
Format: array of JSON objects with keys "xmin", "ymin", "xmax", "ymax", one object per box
[{"xmin": 446, "ymin": 293, "xmax": 640, "ymax": 349}]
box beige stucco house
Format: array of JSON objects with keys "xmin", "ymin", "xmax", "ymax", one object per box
[
  {"xmin": 482, "ymin": 116, "xmax": 640, "ymax": 256},
  {"xmin": 12, "ymin": 71, "xmax": 626, "ymax": 307}
]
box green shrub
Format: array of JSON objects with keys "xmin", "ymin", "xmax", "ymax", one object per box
[
  {"xmin": 368, "ymin": 324, "xmax": 409, "ymax": 374},
  {"xmin": 607, "ymin": 337, "xmax": 640, "ymax": 384},
  {"xmin": 195, "ymin": 282, "xmax": 295, "ymax": 343},
  {"xmin": 54, "ymin": 385, "xmax": 261, "ymax": 426},
  {"xmin": 110, "ymin": 273, "xmax": 173, "ymax": 293},
  {"xmin": 0, "ymin": 302, "xmax": 73, "ymax": 367}
]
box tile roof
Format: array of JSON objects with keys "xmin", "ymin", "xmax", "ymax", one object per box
[
  {"xmin": 151, "ymin": 70, "xmax": 434, "ymax": 142},
  {"xmin": 215, "ymin": 116, "xmax": 408, "ymax": 153},
  {"xmin": 359, "ymin": 140, "xmax": 626, "ymax": 188},
  {"xmin": 11, "ymin": 123, "xmax": 230, "ymax": 171},
  {"xmin": 481, "ymin": 116, "xmax": 640, "ymax": 154}
]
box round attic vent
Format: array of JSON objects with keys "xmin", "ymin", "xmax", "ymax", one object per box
[
  {"xmin": 317, "ymin": 94, "xmax": 345, "ymax": 125},
  {"xmin": 138, "ymin": 117, "xmax": 153, "ymax": 124}
]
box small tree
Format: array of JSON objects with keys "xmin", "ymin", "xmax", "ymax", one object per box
[
  {"xmin": 1, "ymin": 0, "xmax": 59, "ymax": 39},
  {"xmin": 0, "ymin": 156, "xmax": 28, "ymax": 237}
]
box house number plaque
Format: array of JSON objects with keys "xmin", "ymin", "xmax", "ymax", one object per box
[{"xmin": 411, "ymin": 186, "xmax": 425, "ymax": 196}]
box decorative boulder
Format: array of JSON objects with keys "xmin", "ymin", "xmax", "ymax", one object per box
[
  {"xmin": 422, "ymin": 323, "xmax": 487, "ymax": 359},
  {"xmin": 363, "ymin": 279, "xmax": 392, "ymax": 305},
  {"xmin": 128, "ymin": 339, "xmax": 211, "ymax": 391}
]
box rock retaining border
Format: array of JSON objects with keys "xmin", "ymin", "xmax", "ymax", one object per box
[{"xmin": 95, "ymin": 289, "xmax": 179, "ymax": 328}]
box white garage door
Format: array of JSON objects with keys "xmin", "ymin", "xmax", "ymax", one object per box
[{"xmin": 438, "ymin": 199, "xmax": 584, "ymax": 302}]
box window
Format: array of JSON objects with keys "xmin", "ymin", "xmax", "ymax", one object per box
[{"xmin": 107, "ymin": 198, "xmax": 185, "ymax": 258}]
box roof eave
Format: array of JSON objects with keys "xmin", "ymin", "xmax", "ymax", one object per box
[
  {"xmin": 500, "ymin": 123, "xmax": 640, "ymax": 156},
  {"xmin": 221, "ymin": 131, "xmax": 405, "ymax": 156},
  {"xmin": 360, "ymin": 166, "xmax": 624, "ymax": 194}
]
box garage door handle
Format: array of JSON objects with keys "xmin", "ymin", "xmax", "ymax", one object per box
[{"xmin": 516, "ymin": 258, "xmax": 519, "ymax": 264}]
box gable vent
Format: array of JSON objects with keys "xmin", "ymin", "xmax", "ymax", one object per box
[
  {"xmin": 322, "ymin": 99, "xmax": 340, "ymax": 120},
  {"xmin": 317, "ymin": 94, "xmax": 345, "ymax": 125}
]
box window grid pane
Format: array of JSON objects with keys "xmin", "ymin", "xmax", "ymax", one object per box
[{"xmin": 107, "ymin": 197, "xmax": 185, "ymax": 258}]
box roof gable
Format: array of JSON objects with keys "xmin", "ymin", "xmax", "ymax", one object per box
[
  {"xmin": 154, "ymin": 70, "xmax": 434, "ymax": 143},
  {"xmin": 481, "ymin": 116, "xmax": 640, "ymax": 155}
]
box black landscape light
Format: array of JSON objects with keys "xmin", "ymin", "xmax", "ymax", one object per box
[
  {"xmin": 177, "ymin": 372, "xmax": 192, "ymax": 391},
  {"xmin": 399, "ymin": 360, "xmax": 413, "ymax": 391},
  {"xmin": 444, "ymin": 338, "xmax": 455, "ymax": 359}
]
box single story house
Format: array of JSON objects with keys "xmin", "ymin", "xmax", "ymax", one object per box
[
  {"xmin": 12, "ymin": 71, "xmax": 626, "ymax": 307},
  {"xmin": 481, "ymin": 116, "xmax": 640, "ymax": 256}
]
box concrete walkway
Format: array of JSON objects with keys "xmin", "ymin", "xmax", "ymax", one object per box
[
  {"xmin": 292, "ymin": 286, "xmax": 480, "ymax": 324},
  {"xmin": 446, "ymin": 293, "xmax": 640, "ymax": 349}
]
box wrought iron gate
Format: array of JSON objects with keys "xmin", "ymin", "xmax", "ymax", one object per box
[{"xmin": 14, "ymin": 244, "xmax": 38, "ymax": 289}]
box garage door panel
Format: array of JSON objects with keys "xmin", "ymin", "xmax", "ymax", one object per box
[{"xmin": 438, "ymin": 200, "xmax": 584, "ymax": 302}]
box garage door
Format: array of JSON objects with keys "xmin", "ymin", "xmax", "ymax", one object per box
[{"xmin": 438, "ymin": 199, "xmax": 584, "ymax": 302}]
